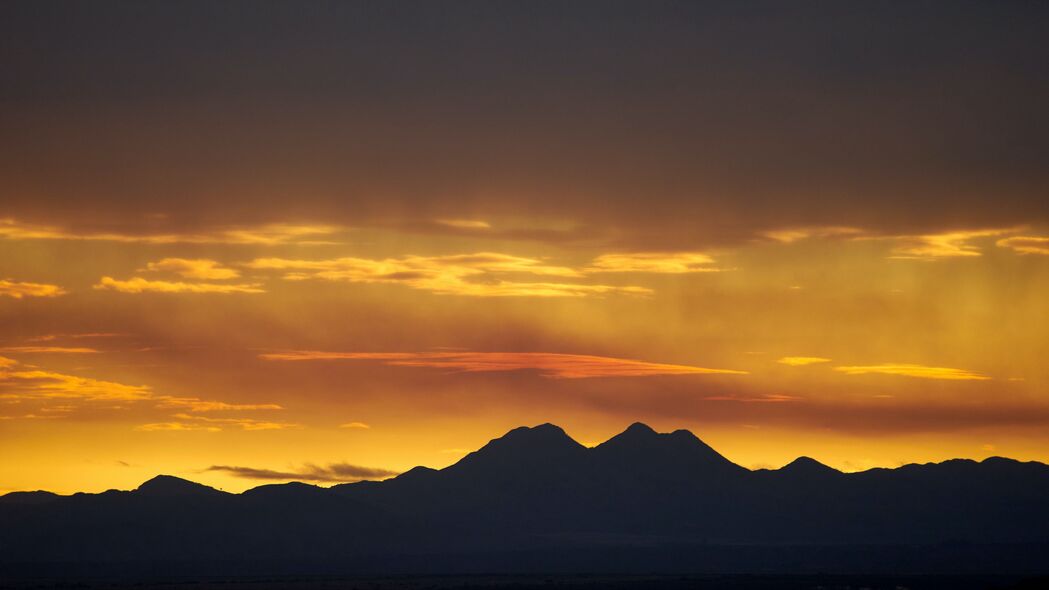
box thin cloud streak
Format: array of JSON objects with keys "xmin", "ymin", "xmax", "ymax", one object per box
[
  {"xmin": 997, "ymin": 235, "xmax": 1049, "ymax": 256},
  {"xmin": 94, "ymin": 277, "xmax": 265, "ymax": 294},
  {"xmin": 260, "ymin": 350, "xmax": 747, "ymax": 379},
  {"xmin": 206, "ymin": 462, "xmax": 398, "ymax": 482},
  {"xmin": 777, "ymin": 356, "xmax": 832, "ymax": 366},
  {"xmin": 834, "ymin": 364, "xmax": 990, "ymax": 381},
  {"xmin": 0, "ymin": 218, "xmax": 341, "ymax": 245}
]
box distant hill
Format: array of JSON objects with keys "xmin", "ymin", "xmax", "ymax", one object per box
[{"xmin": 2, "ymin": 423, "xmax": 1048, "ymax": 578}]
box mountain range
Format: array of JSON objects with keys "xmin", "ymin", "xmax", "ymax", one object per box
[{"xmin": 2, "ymin": 423, "xmax": 1048, "ymax": 578}]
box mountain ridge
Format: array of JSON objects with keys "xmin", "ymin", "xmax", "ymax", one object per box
[{"xmin": 3, "ymin": 422, "xmax": 1045, "ymax": 497}]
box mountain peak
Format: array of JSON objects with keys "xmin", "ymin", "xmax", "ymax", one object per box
[
  {"xmin": 780, "ymin": 456, "xmax": 839, "ymax": 476},
  {"xmin": 136, "ymin": 475, "xmax": 224, "ymax": 496},
  {"xmin": 447, "ymin": 423, "xmax": 586, "ymax": 475},
  {"xmin": 624, "ymin": 422, "xmax": 657, "ymax": 436}
]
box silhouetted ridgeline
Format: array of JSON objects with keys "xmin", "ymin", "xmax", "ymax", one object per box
[{"xmin": 2, "ymin": 423, "xmax": 1048, "ymax": 578}]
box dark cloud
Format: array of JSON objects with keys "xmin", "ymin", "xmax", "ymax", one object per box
[
  {"xmin": 1, "ymin": 2, "xmax": 1047, "ymax": 245},
  {"xmin": 206, "ymin": 462, "xmax": 399, "ymax": 483}
]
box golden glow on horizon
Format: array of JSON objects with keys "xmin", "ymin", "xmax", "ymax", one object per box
[{"xmin": 2, "ymin": 217, "xmax": 1048, "ymax": 495}]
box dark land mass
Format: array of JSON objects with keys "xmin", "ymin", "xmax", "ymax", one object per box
[{"xmin": 2, "ymin": 423, "xmax": 1048, "ymax": 583}]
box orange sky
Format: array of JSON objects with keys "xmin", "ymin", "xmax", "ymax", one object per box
[{"xmin": 2, "ymin": 2, "xmax": 1048, "ymax": 493}]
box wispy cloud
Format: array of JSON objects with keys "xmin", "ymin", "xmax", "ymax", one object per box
[
  {"xmin": 94, "ymin": 277, "xmax": 265, "ymax": 294},
  {"xmin": 260, "ymin": 350, "xmax": 747, "ymax": 379},
  {"xmin": 0, "ymin": 369, "xmax": 154, "ymax": 401},
  {"xmin": 834, "ymin": 363, "xmax": 990, "ymax": 380},
  {"xmin": 0, "ymin": 279, "xmax": 66, "ymax": 299},
  {"xmin": 586, "ymin": 252, "xmax": 723, "ymax": 273},
  {"xmin": 435, "ymin": 219, "xmax": 491, "ymax": 230},
  {"xmin": 155, "ymin": 397, "xmax": 284, "ymax": 412},
  {"xmin": 0, "ymin": 218, "xmax": 340, "ymax": 245},
  {"xmin": 134, "ymin": 422, "xmax": 221, "ymax": 432},
  {"xmin": 26, "ymin": 333, "xmax": 125, "ymax": 343},
  {"xmin": 168, "ymin": 413, "xmax": 300, "ymax": 431},
  {"xmin": 143, "ymin": 258, "xmax": 240, "ymax": 279},
  {"xmin": 246, "ymin": 253, "xmax": 651, "ymax": 298},
  {"xmin": 0, "ymin": 358, "xmax": 286, "ymax": 421},
  {"xmin": 339, "ymin": 421, "xmax": 371, "ymax": 429},
  {"xmin": 0, "ymin": 346, "xmax": 100, "ymax": 354},
  {"xmin": 777, "ymin": 356, "xmax": 832, "ymax": 366},
  {"xmin": 206, "ymin": 462, "xmax": 398, "ymax": 482},
  {"xmin": 704, "ymin": 393, "xmax": 802, "ymax": 403},
  {"xmin": 997, "ymin": 235, "xmax": 1049, "ymax": 256},
  {"xmin": 890, "ymin": 228, "xmax": 1018, "ymax": 260},
  {"xmin": 761, "ymin": 226, "xmax": 866, "ymax": 243}
]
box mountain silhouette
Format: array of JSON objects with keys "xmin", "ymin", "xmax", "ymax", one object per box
[
  {"xmin": 2, "ymin": 422, "xmax": 1048, "ymax": 578},
  {"xmin": 135, "ymin": 474, "xmax": 227, "ymax": 497}
]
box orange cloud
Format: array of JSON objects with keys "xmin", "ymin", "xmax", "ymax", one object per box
[
  {"xmin": 259, "ymin": 350, "xmax": 747, "ymax": 379},
  {"xmin": 705, "ymin": 393, "xmax": 802, "ymax": 403},
  {"xmin": 0, "ymin": 279, "xmax": 66, "ymax": 299},
  {"xmin": 144, "ymin": 258, "xmax": 240, "ymax": 279},
  {"xmin": 0, "ymin": 346, "xmax": 100, "ymax": 354},
  {"xmin": 155, "ymin": 397, "xmax": 284, "ymax": 412},
  {"xmin": 834, "ymin": 363, "xmax": 990, "ymax": 380},
  {"xmin": 586, "ymin": 252, "xmax": 723, "ymax": 273},
  {"xmin": 997, "ymin": 235, "xmax": 1049, "ymax": 256},
  {"xmin": 777, "ymin": 356, "xmax": 832, "ymax": 366},
  {"xmin": 94, "ymin": 277, "xmax": 265, "ymax": 294},
  {"xmin": 0, "ymin": 218, "xmax": 340, "ymax": 245}
]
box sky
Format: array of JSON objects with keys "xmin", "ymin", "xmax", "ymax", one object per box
[{"xmin": 2, "ymin": 1, "xmax": 1048, "ymax": 493}]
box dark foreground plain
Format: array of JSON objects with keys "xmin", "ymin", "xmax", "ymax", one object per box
[
  {"xmin": 2, "ymin": 574, "xmax": 1049, "ymax": 590},
  {"xmin": 3, "ymin": 424, "xmax": 1048, "ymax": 582}
]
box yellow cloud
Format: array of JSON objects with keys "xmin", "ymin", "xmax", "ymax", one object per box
[
  {"xmin": 1, "ymin": 358, "xmax": 287, "ymax": 423},
  {"xmin": 777, "ymin": 356, "xmax": 832, "ymax": 366},
  {"xmin": 833, "ymin": 363, "xmax": 990, "ymax": 380},
  {"xmin": 890, "ymin": 228, "xmax": 1017, "ymax": 260},
  {"xmin": 1, "ymin": 370, "xmax": 154, "ymax": 401},
  {"xmin": 245, "ymin": 253, "xmax": 650, "ymax": 297},
  {"xmin": 0, "ymin": 279, "xmax": 66, "ymax": 299},
  {"xmin": 260, "ymin": 350, "xmax": 747, "ymax": 379},
  {"xmin": 997, "ymin": 235, "xmax": 1049, "ymax": 256},
  {"xmin": 94, "ymin": 277, "xmax": 265, "ymax": 294},
  {"xmin": 0, "ymin": 218, "xmax": 340, "ymax": 245},
  {"xmin": 586, "ymin": 252, "xmax": 722, "ymax": 273},
  {"xmin": 144, "ymin": 258, "xmax": 240, "ymax": 279}
]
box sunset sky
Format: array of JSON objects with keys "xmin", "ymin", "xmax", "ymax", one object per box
[{"xmin": 2, "ymin": 2, "xmax": 1048, "ymax": 493}]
